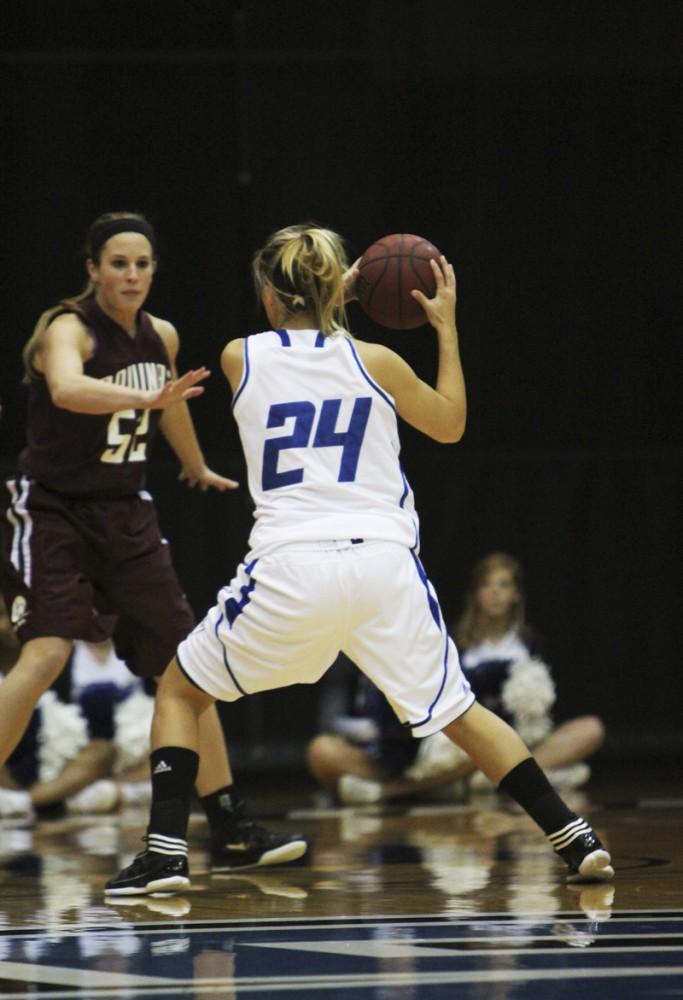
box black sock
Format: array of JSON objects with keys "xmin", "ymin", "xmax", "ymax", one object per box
[
  {"xmin": 200, "ymin": 785, "xmax": 244, "ymax": 831},
  {"xmin": 498, "ymin": 758, "xmax": 582, "ymax": 840},
  {"xmin": 148, "ymin": 746, "xmax": 199, "ymax": 855}
]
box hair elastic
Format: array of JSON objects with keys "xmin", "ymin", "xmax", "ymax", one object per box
[{"xmin": 274, "ymin": 287, "xmax": 307, "ymax": 309}]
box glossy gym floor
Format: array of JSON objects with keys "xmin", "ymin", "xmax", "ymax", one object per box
[{"xmin": 1, "ymin": 762, "xmax": 681, "ymax": 999}]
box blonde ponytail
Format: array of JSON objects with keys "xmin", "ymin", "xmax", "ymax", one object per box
[{"xmin": 252, "ymin": 223, "xmax": 348, "ymax": 337}]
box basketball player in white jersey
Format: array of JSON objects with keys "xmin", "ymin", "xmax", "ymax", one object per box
[{"xmin": 106, "ymin": 224, "xmax": 614, "ymax": 894}]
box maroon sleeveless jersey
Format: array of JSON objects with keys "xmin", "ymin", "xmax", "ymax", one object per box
[{"xmin": 18, "ymin": 297, "xmax": 170, "ymax": 497}]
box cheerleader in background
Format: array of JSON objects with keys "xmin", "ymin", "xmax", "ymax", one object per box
[
  {"xmin": 309, "ymin": 552, "xmax": 604, "ymax": 803},
  {"xmin": 1, "ymin": 599, "xmax": 153, "ymax": 819},
  {"xmin": 448, "ymin": 551, "xmax": 604, "ymax": 791}
]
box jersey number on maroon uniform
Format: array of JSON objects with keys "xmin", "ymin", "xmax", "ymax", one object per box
[{"xmin": 101, "ymin": 409, "xmax": 150, "ymax": 464}]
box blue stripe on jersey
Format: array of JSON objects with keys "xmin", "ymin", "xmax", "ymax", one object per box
[
  {"xmin": 400, "ymin": 469, "xmax": 420, "ymax": 550},
  {"xmin": 223, "ymin": 559, "xmax": 258, "ymax": 627},
  {"xmin": 343, "ymin": 337, "xmax": 396, "ymax": 411},
  {"xmin": 275, "ymin": 329, "xmax": 325, "ymax": 347},
  {"xmin": 403, "ymin": 554, "xmax": 452, "ymax": 728},
  {"xmin": 231, "ymin": 337, "xmax": 251, "ymax": 408},
  {"xmin": 399, "ymin": 468, "xmax": 410, "ymax": 507},
  {"xmin": 343, "ymin": 336, "xmax": 419, "ymax": 546},
  {"xmin": 212, "ymin": 612, "xmax": 248, "ymax": 696},
  {"xmin": 410, "ymin": 551, "xmax": 441, "ymax": 630},
  {"xmin": 405, "ymin": 632, "xmax": 451, "ymax": 730}
]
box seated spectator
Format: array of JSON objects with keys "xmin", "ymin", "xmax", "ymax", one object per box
[{"xmin": 307, "ymin": 552, "xmax": 604, "ymax": 804}]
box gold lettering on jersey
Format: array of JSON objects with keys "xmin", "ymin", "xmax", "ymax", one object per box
[
  {"xmin": 101, "ymin": 362, "xmax": 169, "ymax": 391},
  {"xmin": 101, "ymin": 409, "xmax": 151, "ymax": 464},
  {"xmin": 99, "ymin": 363, "xmax": 166, "ymax": 464}
]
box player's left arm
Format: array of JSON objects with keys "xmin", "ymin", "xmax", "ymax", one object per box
[{"xmin": 153, "ymin": 318, "xmax": 239, "ymax": 491}]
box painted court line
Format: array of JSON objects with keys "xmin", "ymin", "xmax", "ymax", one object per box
[
  {"xmin": 2, "ymin": 965, "xmax": 683, "ymax": 998},
  {"xmin": 0, "ymin": 959, "xmax": 176, "ymax": 987}
]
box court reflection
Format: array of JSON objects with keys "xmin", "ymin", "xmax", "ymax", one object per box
[
  {"xmin": 305, "ymin": 804, "xmax": 614, "ymax": 929},
  {"xmin": 2, "ymin": 796, "xmax": 681, "ymax": 1000},
  {"xmin": 1, "ymin": 800, "xmax": 618, "ymax": 929}
]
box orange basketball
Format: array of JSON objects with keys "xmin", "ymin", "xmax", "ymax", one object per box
[{"xmin": 356, "ymin": 233, "xmax": 441, "ymax": 329}]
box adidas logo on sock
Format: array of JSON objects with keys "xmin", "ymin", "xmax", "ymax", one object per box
[{"xmin": 153, "ymin": 760, "xmax": 172, "ymax": 775}]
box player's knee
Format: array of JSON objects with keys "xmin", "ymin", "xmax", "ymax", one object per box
[
  {"xmin": 306, "ymin": 734, "xmax": 342, "ymax": 783},
  {"xmin": 583, "ymin": 714, "xmax": 605, "ymax": 752},
  {"xmin": 15, "ymin": 638, "xmax": 72, "ymax": 693}
]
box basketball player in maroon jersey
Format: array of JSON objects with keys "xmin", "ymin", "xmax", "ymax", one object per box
[{"xmin": 0, "ymin": 212, "xmax": 307, "ymax": 870}]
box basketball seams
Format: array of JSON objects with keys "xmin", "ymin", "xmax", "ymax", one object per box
[
  {"xmin": 408, "ymin": 252, "xmax": 433, "ymax": 295},
  {"xmin": 356, "ymin": 253, "xmax": 390, "ymax": 317},
  {"xmin": 357, "ymin": 233, "xmax": 441, "ymax": 329}
]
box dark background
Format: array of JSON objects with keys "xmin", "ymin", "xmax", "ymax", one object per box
[{"xmin": 1, "ymin": 1, "xmax": 681, "ymax": 764}]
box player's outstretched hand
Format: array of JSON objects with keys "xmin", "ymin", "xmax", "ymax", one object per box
[
  {"xmin": 145, "ymin": 368, "xmax": 211, "ymax": 409},
  {"xmin": 179, "ymin": 464, "xmax": 239, "ymax": 492},
  {"xmin": 410, "ymin": 256, "xmax": 457, "ymax": 331}
]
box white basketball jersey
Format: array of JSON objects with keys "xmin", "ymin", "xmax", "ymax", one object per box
[{"xmin": 232, "ymin": 329, "xmax": 420, "ymax": 556}]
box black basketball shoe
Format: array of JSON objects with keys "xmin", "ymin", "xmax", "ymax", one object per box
[
  {"xmin": 552, "ymin": 825, "xmax": 614, "ymax": 883},
  {"xmin": 210, "ymin": 804, "xmax": 309, "ymax": 872},
  {"xmin": 105, "ymin": 849, "xmax": 190, "ymax": 896}
]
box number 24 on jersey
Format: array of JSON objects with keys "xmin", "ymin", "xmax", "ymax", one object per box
[{"xmin": 262, "ymin": 397, "xmax": 372, "ymax": 490}]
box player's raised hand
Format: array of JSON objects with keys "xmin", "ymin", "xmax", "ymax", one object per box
[
  {"xmin": 410, "ymin": 257, "xmax": 457, "ymax": 331},
  {"xmin": 145, "ymin": 368, "xmax": 211, "ymax": 409}
]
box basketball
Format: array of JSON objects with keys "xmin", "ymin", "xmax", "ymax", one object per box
[{"xmin": 356, "ymin": 233, "xmax": 442, "ymax": 330}]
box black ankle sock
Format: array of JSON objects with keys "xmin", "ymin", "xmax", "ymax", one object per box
[
  {"xmin": 148, "ymin": 746, "xmax": 199, "ymax": 848},
  {"xmin": 200, "ymin": 785, "xmax": 244, "ymax": 830},
  {"xmin": 498, "ymin": 758, "xmax": 579, "ymax": 837}
]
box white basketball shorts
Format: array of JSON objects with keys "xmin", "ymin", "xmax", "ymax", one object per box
[{"xmin": 176, "ymin": 540, "xmax": 474, "ymax": 737}]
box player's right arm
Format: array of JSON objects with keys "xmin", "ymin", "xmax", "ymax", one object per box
[{"xmin": 38, "ymin": 314, "xmax": 209, "ymax": 414}]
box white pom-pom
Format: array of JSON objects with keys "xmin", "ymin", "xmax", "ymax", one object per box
[
  {"xmin": 501, "ymin": 657, "xmax": 555, "ymax": 747},
  {"xmin": 113, "ymin": 690, "xmax": 155, "ymax": 774},
  {"xmin": 37, "ymin": 691, "xmax": 89, "ymax": 782},
  {"xmin": 515, "ymin": 714, "xmax": 553, "ymax": 747},
  {"xmin": 404, "ymin": 731, "xmax": 470, "ymax": 780}
]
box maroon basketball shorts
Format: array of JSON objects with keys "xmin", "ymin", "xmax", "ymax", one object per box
[{"xmin": 1, "ymin": 477, "xmax": 194, "ymax": 678}]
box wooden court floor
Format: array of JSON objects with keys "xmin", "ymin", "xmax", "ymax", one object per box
[{"xmin": 0, "ymin": 764, "xmax": 682, "ymax": 998}]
